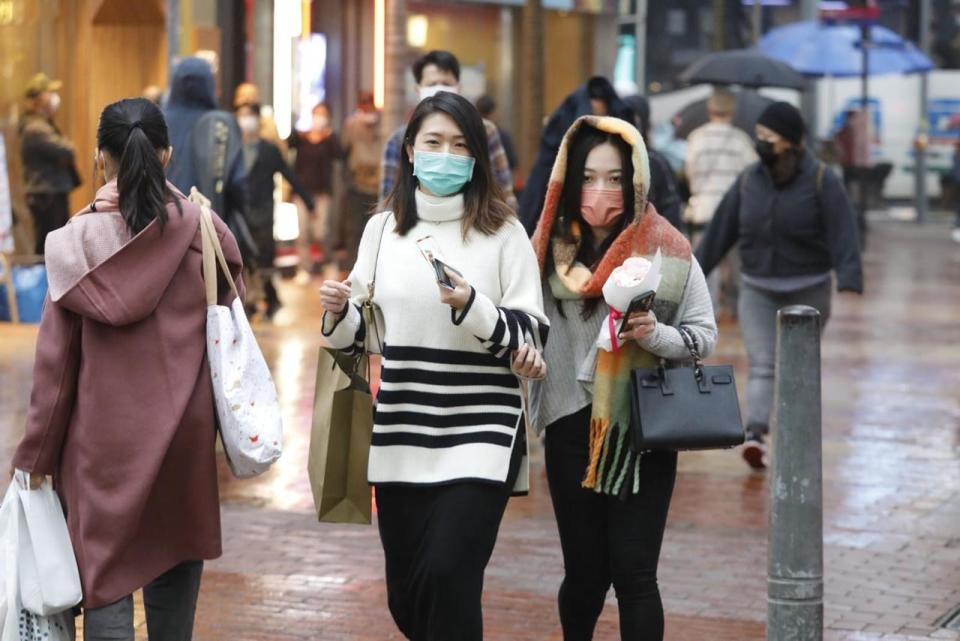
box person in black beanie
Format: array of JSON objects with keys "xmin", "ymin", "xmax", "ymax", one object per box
[{"xmin": 695, "ymin": 101, "xmax": 863, "ymax": 471}]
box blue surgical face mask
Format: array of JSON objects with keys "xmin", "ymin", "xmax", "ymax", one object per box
[{"xmin": 413, "ymin": 150, "xmax": 475, "ymax": 197}]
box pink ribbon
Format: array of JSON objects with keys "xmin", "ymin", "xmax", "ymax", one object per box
[{"xmin": 608, "ymin": 306, "xmax": 624, "ymax": 352}]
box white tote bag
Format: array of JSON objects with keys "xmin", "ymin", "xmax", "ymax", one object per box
[
  {"xmin": 0, "ymin": 474, "xmax": 79, "ymax": 641},
  {"xmin": 15, "ymin": 472, "xmax": 81, "ymax": 616},
  {"xmin": 199, "ymin": 203, "xmax": 283, "ymax": 478}
]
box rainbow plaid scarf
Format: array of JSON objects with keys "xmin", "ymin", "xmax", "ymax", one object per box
[{"xmin": 532, "ymin": 116, "xmax": 692, "ymax": 496}]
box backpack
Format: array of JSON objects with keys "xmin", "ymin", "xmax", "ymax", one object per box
[{"xmin": 190, "ymin": 111, "xmax": 258, "ymax": 260}]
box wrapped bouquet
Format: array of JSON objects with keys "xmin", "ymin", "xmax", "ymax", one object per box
[{"xmin": 596, "ymin": 249, "xmax": 662, "ymax": 352}]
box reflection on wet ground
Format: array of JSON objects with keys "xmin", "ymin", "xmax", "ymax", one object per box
[{"xmin": 1, "ymin": 221, "xmax": 958, "ymax": 640}]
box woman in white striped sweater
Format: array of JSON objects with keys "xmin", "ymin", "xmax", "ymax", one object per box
[{"xmin": 319, "ymin": 91, "xmax": 548, "ymax": 641}]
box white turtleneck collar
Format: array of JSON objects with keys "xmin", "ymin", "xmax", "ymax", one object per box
[{"xmin": 415, "ymin": 189, "xmax": 465, "ymax": 223}]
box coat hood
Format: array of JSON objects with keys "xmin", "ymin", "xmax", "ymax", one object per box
[
  {"xmin": 531, "ymin": 115, "xmax": 652, "ymax": 273},
  {"xmin": 168, "ymin": 57, "xmax": 217, "ymax": 110},
  {"xmin": 165, "ymin": 57, "xmax": 217, "ymax": 193},
  {"xmin": 44, "ymin": 181, "xmax": 202, "ymax": 326}
]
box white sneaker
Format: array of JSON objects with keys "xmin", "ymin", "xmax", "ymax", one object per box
[{"xmin": 951, "ymin": 228, "xmax": 960, "ymax": 244}]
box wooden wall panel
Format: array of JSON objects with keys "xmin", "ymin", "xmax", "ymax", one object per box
[{"xmin": 64, "ymin": 0, "xmax": 167, "ymax": 213}]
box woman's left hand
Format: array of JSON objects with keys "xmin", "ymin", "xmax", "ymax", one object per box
[
  {"xmin": 620, "ymin": 310, "xmax": 658, "ymax": 343},
  {"xmin": 512, "ymin": 344, "xmax": 547, "ymax": 380},
  {"xmin": 438, "ymin": 268, "xmax": 473, "ymax": 311}
]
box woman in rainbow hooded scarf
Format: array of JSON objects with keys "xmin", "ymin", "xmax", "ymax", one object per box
[{"xmin": 528, "ymin": 116, "xmax": 717, "ymax": 641}]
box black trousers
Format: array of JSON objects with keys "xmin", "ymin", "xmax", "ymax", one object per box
[
  {"xmin": 375, "ymin": 430, "xmax": 523, "ymax": 641},
  {"xmin": 545, "ymin": 406, "xmax": 678, "ymax": 641},
  {"xmin": 26, "ymin": 192, "xmax": 70, "ymax": 255},
  {"xmin": 248, "ymin": 222, "xmax": 280, "ymax": 309}
]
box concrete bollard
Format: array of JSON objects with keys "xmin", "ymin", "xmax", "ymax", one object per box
[{"xmin": 768, "ymin": 305, "xmax": 824, "ymax": 641}]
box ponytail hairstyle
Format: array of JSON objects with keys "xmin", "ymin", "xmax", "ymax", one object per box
[{"xmin": 96, "ymin": 98, "xmax": 181, "ymax": 234}]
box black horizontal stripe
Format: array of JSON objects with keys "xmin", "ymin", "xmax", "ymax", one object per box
[
  {"xmin": 377, "ymin": 389, "xmax": 521, "ymax": 409},
  {"xmin": 488, "ymin": 311, "xmax": 507, "ymax": 346},
  {"xmin": 372, "ymin": 431, "xmax": 513, "ymax": 449},
  {"xmin": 380, "ymin": 367, "xmax": 519, "ymax": 388},
  {"xmin": 375, "ymin": 410, "xmax": 519, "ymax": 428},
  {"xmin": 383, "ymin": 344, "xmax": 506, "ymax": 368}
]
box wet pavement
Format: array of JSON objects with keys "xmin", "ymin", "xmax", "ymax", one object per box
[{"xmin": 2, "ymin": 219, "xmax": 959, "ymax": 640}]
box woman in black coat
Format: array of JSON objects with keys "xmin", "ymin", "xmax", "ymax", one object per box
[
  {"xmin": 696, "ymin": 102, "xmax": 863, "ymax": 471},
  {"xmin": 237, "ymin": 102, "xmax": 315, "ymax": 318}
]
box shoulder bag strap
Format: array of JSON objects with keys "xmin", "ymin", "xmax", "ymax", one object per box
[
  {"xmin": 200, "ymin": 205, "xmax": 240, "ymax": 306},
  {"xmin": 367, "ymin": 212, "xmax": 392, "ymax": 302}
]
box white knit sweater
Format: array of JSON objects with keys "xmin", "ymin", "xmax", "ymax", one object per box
[{"xmin": 323, "ymin": 190, "xmax": 549, "ymax": 491}]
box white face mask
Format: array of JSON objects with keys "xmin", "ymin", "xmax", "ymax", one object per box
[
  {"xmin": 47, "ymin": 92, "xmax": 61, "ymax": 113},
  {"xmin": 238, "ymin": 115, "xmax": 259, "ymax": 134},
  {"xmin": 418, "ymin": 85, "xmax": 459, "ymax": 102},
  {"xmin": 313, "ymin": 116, "xmax": 329, "ymax": 130}
]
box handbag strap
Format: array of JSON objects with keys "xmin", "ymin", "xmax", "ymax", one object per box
[
  {"xmin": 362, "ymin": 212, "xmax": 392, "ymax": 356},
  {"xmin": 677, "ymin": 326, "xmax": 705, "ymax": 379},
  {"xmin": 367, "ymin": 212, "xmax": 393, "ymax": 302},
  {"xmin": 199, "ymin": 204, "xmax": 239, "ymax": 305}
]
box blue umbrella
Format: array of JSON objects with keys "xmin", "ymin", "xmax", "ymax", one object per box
[{"xmin": 758, "ymin": 20, "xmax": 933, "ymax": 77}]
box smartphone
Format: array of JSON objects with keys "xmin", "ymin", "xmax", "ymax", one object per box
[
  {"xmin": 432, "ymin": 258, "xmax": 462, "ymax": 290},
  {"xmin": 618, "ymin": 290, "xmax": 657, "ymax": 339},
  {"xmin": 416, "ymin": 236, "xmax": 462, "ymax": 290},
  {"xmin": 624, "ymin": 290, "xmax": 656, "ymax": 318}
]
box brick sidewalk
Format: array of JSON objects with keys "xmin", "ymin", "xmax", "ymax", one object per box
[{"xmin": 2, "ymin": 221, "xmax": 959, "ymax": 640}]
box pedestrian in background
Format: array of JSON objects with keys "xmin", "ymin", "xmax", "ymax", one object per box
[
  {"xmin": 476, "ymin": 94, "xmax": 518, "ymax": 172},
  {"xmin": 529, "ymin": 115, "xmax": 715, "ymax": 641},
  {"xmin": 696, "ymin": 101, "xmax": 863, "ymax": 470},
  {"xmin": 237, "ymin": 102, "xmax": 315, "ymax": 319},
  {"xmin": 11, "ymin": 97, "xmax": 244, "ymax": 641},
  {"xmin": 519, "ymin": 76, "xmax": 635, "ymax": 234},
  {"xmin": 164, "ymin": 57, "xmax": 254, "ymax": 261},
  {"xmin": 378, "ymin": 49, "xmax": 518, "ymax": 211},
  {"xmin": 320, "ymin": 92, "xmax": 547, "ymax": 641},
  {"xmin": 623, "ymin": 94, "xmax": 683, "ymax": 231},
  {"xmin": 339, "ymin": 90, "xmax": 383, "ymax": 272},
  {"xmin": 19, "ymin": 72, "xmax": 80, "ymax": 255},
  {"xmin": 288, "ymin": 102, "xmax": 346, "ymax": 281},
  {"xmin": 234, "ymin": 82, "xmax": 285, "ymax": 151},
  {"xmin": 684, "ymin": 89, "xmax": 757, "ymax": 320}
]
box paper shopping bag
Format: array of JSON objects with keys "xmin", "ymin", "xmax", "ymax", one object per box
[{"xmin": 308, "ymin": 348, "xmax": 374, "ymax": 524}]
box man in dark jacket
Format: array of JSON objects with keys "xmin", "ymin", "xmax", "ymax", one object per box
[
  {"xmin": 19, "ymin": 73, "xmax": 80, "ymax": 254},
  {"xmin": 164, "ymin": 57, "xmax": 254, "ymax": 261},
  {"xmin": 236, "ymin": 102, "xmax": 315, "ymax": 318},
  {"xmin": 623, "ymin": 94, "xmax": 683, "ymax": 231},
  {"xmin": 695, "ymin": 101, "xmax": 862, "ymax": 471},
  {"xmin": 519, "ymin": 77, "xmax": 634, "ymax": 234}
]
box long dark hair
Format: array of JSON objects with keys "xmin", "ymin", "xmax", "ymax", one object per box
[
  {"xmin": 385, "ymin": 91, "xmax": 513, "ymax": 238},
  {"xmin": 549, "ymin": 124, "xmax": 636, "ymax": 319},
  {"xmin": 97, "ymin": 98, "xmax": 181, "ymax": 234}
]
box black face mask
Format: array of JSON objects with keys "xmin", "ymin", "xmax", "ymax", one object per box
[{"xmin": 755, "ymin": 139, "xmax": 777, "ymax": 165}]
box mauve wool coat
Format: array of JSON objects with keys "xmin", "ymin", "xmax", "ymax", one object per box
[{"xmin": 13, "ymin": 182, "xmax": 244, "ymax": 609}]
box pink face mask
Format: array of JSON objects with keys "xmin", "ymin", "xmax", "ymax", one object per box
[{"xmin": 580, "ymin": 187, "xmax": 624, "ymax": 228}]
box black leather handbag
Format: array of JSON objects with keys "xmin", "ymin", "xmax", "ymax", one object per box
[{"xmin": 629, "ymin": 327, "xmax": 745, "ymax": 451}]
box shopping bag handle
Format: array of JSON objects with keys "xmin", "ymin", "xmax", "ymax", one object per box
[{"xmin": 193, "ymin": 188, "xmax": 240, "ymax": 306}]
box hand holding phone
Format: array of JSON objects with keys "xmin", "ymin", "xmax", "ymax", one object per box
[
  {"xmin": 623, "ymin": 290, "xmax": 656, "ymax": 319},
  {"xmin": 618, "ymin": 290, "xmax": 657, "ymax": 341}
]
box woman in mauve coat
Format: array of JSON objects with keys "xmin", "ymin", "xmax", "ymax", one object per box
[{"xmin": 11, "ymin": 97, "xmax": 243, "ymax": 641}]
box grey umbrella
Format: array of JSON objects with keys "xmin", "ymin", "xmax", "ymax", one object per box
[
  {"xmin": 672, "ymin": 90, "xmax": 775, "ymax": 140},
  {"xmin": 679, "ymin": 49, "xmax": 808, "ymax": 91}
]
